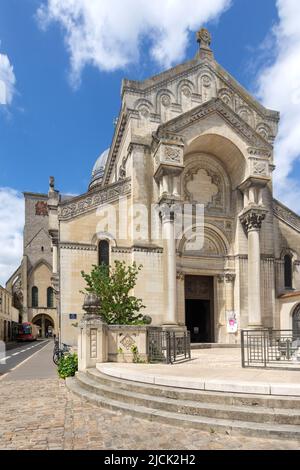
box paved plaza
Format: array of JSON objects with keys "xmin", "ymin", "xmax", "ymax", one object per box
[
  {"xmin": 0, "ymin": 342, "xmax": 300, "ymax": 450},
  {"xmin": 99, "ymin": 348, "xmax": 300, "ymax": 396}
]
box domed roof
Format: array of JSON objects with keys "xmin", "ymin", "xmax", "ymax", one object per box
[{"xmin": 89, "ymin": 148, "xmax": 109, "ymax": 190}]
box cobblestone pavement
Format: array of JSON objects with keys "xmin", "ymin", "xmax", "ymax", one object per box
[
  {"xmin": 0, "ymin": 343, "xmax": 300, "ymax": 450},
  {"xmin": 1, "ymin": 377, "xmax": 300, "ymax": 450}
]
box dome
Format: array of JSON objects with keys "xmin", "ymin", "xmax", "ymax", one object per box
[{"xmin": 89, "ymin": 148, "xmax": 109, "ymax": 190}]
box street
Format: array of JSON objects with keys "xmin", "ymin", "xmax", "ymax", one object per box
[
  {"xmin": 0, "ymin": 342, "xmax": 299, "ymax": 449},
  {"xmin": 0, "ymin": 340, "xmax": 51, "ymax": 378}
]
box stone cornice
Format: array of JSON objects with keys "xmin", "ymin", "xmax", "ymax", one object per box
[
  {"xmin": 156, "ymin": 98, "xmax": 272, "ymax": 150},
  {"xmin": 112, "ymin": 245, "xmax": 163, "ymax": 254},
  {"xmin": 58, "ymin": 178, "xmax": 131, "ymax": 221},
  {"xmin": 103, "ymin": 110, "xmax": 128, "ymax": 185},
  {"xmin": 59, "ymin": 242, "xmax": 97, "ymax": 251},
  {"xmin": 273, "ymin": 199, "xmax": 300, "ymax": 233}
]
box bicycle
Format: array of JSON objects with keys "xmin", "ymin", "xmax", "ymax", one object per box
[{"xmin": 53, "ymin": 340, "xmax": 71, "ymax": 365}]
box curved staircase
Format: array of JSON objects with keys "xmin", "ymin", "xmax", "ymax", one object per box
[{"xmin": 66, "ymin": 369, "xmax": 300, "ymax": 439}]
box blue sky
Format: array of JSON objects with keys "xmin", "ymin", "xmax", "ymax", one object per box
[{"xmin": 0, "ymin": 0, "xmax": 300, "ymax": 283}]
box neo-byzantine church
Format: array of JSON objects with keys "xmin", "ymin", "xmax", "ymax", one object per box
[{"xmin": 6, "ymin": 29, "xmax": 300, "ymax": 346}]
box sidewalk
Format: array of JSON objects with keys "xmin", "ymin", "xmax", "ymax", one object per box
[{"xmin": 0, "ymin": 343, "xmax": 300, "ymax": 450}]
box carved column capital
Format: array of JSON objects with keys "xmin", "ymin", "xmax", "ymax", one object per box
[
  {"xmin": 240, "ymin": 207, "xmax": 267, "ymax": 232},
  {"xmin": 176, "ymin": 271, "xmax": 185, "ymax": 281},
  {"xmin": 225, "ymin": 273, "xmax": 236, "ymax": 283},
  {"xmin": 159, "ymin": 202, "xmax": 176, "ymax": 223}
]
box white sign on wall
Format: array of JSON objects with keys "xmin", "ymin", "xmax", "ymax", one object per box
[{"xmin": 226, "ymin": 311, "xmax": 238, "ymax": 333}]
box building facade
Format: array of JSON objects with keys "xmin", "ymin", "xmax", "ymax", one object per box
[
  {"xmin": 6, "ymin": 192, "xmax": 58, "ymax": 337},
  {"xmin": 10, "ymin": 29, "xmax": 300, "ymax": 346},
  {"xmin": 0, "ymin": 285, "xmax": 19, "ymax": 342}
]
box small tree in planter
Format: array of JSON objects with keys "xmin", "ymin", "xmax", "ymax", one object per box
[{"xmin": 81, "ymin": 261, "xmax": 146, "ymax": 325}]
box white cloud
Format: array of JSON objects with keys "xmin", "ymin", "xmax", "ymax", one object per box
[
  {"xmin": 256, "ymin": 0, "xmax": 300, "ymax": 213},
  {"xmin": 0, "ymin": 52, "xmax": 16, "ymax": 105},
  {"xmin": 37, "ymin": 0, "xmax": 231, "ymax": 86},
  {"xmin": 0, "ymin": 189, "xmax": 24, "ymax": 286}
]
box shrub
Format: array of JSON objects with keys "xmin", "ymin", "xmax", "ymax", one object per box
[
  {"xmin": 57, "ymin": 353, "xmax": 78, "ymax": 379},
  {"xmin": 81, "ymin": 261, "xmax": 146, "ymax": 325}
]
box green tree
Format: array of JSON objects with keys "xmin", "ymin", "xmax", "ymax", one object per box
[{"xmin": 81, "ymin": 261, "xmax": 146, "ymax": 325}]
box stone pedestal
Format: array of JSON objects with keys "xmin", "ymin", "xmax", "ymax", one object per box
[{"xmin": 78, "ymin": 314, "xmax": 108, "ymax": 371}]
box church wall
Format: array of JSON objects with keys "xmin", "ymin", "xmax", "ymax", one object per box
[
  {"xmin": 273, "ymin": 218, "xmax": 300, "ymax": 293},
  {"xmin": 60, "ymin": 247, "xmax": 98, "ymax": 346},
  {"xmin": 28, "ymin": 263, "xmax": 53, "ymax": 308},
  {"xmin": 131, "ymin": 250, "xmax": 165, "ymax": 325}
]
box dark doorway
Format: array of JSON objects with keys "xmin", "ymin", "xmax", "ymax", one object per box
[
  {"xmin": 185, "ymin": 300, "xmax": 211, "ymax": 343},
  {"xmin": 185, "ymin": 276, "xmax": 214, "ymax": 343}
]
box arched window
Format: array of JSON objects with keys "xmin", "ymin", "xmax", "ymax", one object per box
[
  {"xmin": 98, "ymin": 240, "xmax": 110, "ymax": 267},
  {"xmin": 32, "ymin": 286, "xmax": 39, "ymax": 308},
  {"xmin": 284, "ymin": 254, "xmax": 293, "ymax": 289},
  {"xmin": 47, "ymin": 287, "xmax": 54, "ymax": 308},
  {"xmin": 293, "ymin": 305, "xmax": 300, "ymax": 336}
]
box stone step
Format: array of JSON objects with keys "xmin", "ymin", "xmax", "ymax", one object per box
[
  {"xmin": 66, "ymin": 375, "xmax": 300, "ymax": 439},
  {"xmin": 87, "ymin": 368, "xmax": 300, "ymax": 410},
  {"xmin": 76, "ymin": 371, "xmax": 300, "ymax": 426}
]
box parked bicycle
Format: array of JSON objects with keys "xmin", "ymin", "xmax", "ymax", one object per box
[{"xmin": 53, "ymin": 340, "xmax": 71, "ymax": 365}]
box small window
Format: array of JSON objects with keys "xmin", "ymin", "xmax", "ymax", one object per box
[
  {"xmin": 32, "ymin": 286, "xmax": 39, "ymax": 308},
  {"xmin": 47, "ymin": 287, "xmax": 54, "ymax": 308},
  {"xmin": 284, "ymin": 254, "xmax": 293, "ymax": 289},
  {"xmin": 98, "ymin": 240, "xmax": 109, "ymax": 267}
]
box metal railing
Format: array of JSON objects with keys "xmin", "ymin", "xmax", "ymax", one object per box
[
  {"xmin": 241, "ymin": 329, "xmax": 300, "ymax": 369},
  {"xmin": 148, "ymin": 329, "xmax": 191, "ymax": 364}
]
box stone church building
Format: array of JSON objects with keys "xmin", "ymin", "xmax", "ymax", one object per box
[{"xmin": 7, "ymin": 29, "xmax": 300, "ymax": 346}]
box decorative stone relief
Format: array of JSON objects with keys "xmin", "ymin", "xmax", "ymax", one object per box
[
  {"xmin": 120, "ymin": 334, "xmax": 135, "ymax": 350},
  {"xmin": 161, "ymin": 94, "xmax": 171, "ymax": 108},
  {"xmin": 185, "ymin": 168, "xmax": 219, "ymax": 206},
  {"xmin": 139, "ymin": 106, "xmax": 150, "ymax": 119},
  {"xmin": 253, "ymin": 162, "xmax": 267, "ymax": 176},
  {"xmin": 184, "ymin": 167, "xmax": 221, "ymax": 208},
  {"xmin": 90, "ymin": 329, "xmax": 97, "ymax": 358},
  {"xmin": 164, "ymin": 146, "xmax": 181, "ymax": 163},
  {"xmin": 218, "ymin": 88, "xmax": 233, "ymax": 107}
]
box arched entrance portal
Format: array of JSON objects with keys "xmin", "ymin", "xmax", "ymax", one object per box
[
  {"xmin": 293, "ymin": 305, "xmax": 300, "ymax": 336},
  {"xmin": 32, "ymin": 314, "xmax": 55, "ymax": 338}
]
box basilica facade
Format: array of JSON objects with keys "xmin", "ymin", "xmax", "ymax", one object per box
[{"xmin": 8, "ymin": 29, "xmax": 300, "ymax": 346}]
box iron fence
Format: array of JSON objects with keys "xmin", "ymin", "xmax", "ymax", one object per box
[
  {"xmin": 241, "ymin": 329, "xmax": 300, "ymax": 369},
  {"xmin": 148, "ymin": 329, "xmax": 191, "ymax": 364}
]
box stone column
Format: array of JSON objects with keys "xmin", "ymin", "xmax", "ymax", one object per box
[
  {"xmin": 225, "ymin": 273, "xmax": 235, "ymax": 313},
  {"xmin": 240, "ymin": 208, "xmax": 266, "ymax": 327},
  {"xmin": 160, "ymin": 204, "xmax": 177, "ymax": 325},
  {"xmin": 52, "ymin": 244, "xmax": 58, "ymax": 275}
]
